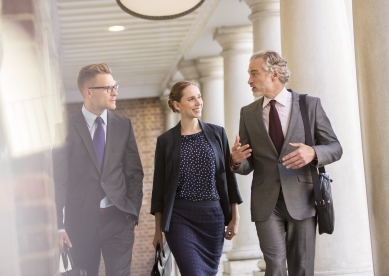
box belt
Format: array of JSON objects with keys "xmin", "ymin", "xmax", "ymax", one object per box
[{"xmin": 99, "ymin": 205, "xmax": 116, "ymax": 216}]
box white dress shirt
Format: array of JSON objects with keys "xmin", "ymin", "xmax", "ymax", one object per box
[
  {"xmin": 82, "ymin": 106, "xmax": 113, "ymax": 208},
  {"xmin": 262, "ymin": 87, "xmax": 292, "ymax": 137}
]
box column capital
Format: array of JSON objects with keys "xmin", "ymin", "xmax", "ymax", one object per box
[
  {"xmin": 196, "ymin": 56, "xmax": 223, "ymax": 81},
  {"xmin": 178, "ymin": 59, "xmax": 199, "ymax": 81},
  {"xmin": 244, "ymin": 0, "xmax": 280, "ymax": 22},
  {"xmin": 159, "ymin": 92, "xmax": 171, "ymax": 113},
  {"xmin": 213, "ymin": 25, "xmax": 253, "ymax": 56}
]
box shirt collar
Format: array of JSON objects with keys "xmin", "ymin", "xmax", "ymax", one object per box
[
  {"xmin": 263, "ymin": 87, "xmax": 289, "ymax": 108},
  {"xmin": 82, "ymin": 105, "xmax": 108, "ymax": 127}
]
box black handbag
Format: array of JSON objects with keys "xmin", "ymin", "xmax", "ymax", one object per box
[
  {"xmin": 299, "ymin": 94, "xmax": 335, "ymax": 235},
  {"xmin": 60, "ymin": 244, "xmax": 87, "ymax": 276},
  {"xmin": 150, "ymin": 240, "xmax": 172, "ymax": 276}
]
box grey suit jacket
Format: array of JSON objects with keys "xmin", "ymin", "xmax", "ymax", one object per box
[
  {"xmin": 53, "ymin": 110, "xmax": 144, "ymax": 244},
  {"xmin": 235, "ymin": 89, "xmax": 342, "ymax": 222}
]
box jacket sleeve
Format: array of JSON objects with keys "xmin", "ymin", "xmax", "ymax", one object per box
[
  {"xmin": 52, "ymin": 123, "xmax": 69, "ymax": 230},
  {"xmin": 123, "ymin": 119, "xmax": 144, "ymax": 218},
  {"xmin": 150, "ymin": 136, "xmax": 165, "ymax": 215},
  {"xmin": 233, "ymin": 108, "xmax": 254, "ymax": 175},
  {"xmin": 310, "ymin": 98, "xmax": 343, "ymax": 166},
  {"xmin": 222, "ymin": 127, "xmax": 243, "ymax": 204}
]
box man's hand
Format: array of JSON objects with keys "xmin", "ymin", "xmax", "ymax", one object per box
[
  {"xmin": 282, "ymin": 143, "xmax": 316, "ymax": 169},
  {"xmin": 231, "ymin": 135, "xmax": 252, "ymax": 164},
  {"xmin": 58, "ymin": 232, "xmax": 72, "ymax": 253}
]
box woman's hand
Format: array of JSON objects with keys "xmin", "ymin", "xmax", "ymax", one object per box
[
  {"xmin": 153, "ymin": 230, "xmax": 164, "ymax": 250},
  {"xmin": 225, "ymin": 217, "xmax": 239, "ymax": 240},
  {"xmin": 153, "ymin": 212, "xmax": 164, "ymax": 250},
  {"xmin": 225, "ymin": 203, "xmax": 240, "ymax": 240}
]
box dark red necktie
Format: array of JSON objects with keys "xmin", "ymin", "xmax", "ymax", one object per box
[{"xmin": 269, "ymin": 100, "xmax": 284, "ymax": 155}]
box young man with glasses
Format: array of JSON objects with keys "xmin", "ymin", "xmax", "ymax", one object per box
[{"xmin": 53, "ymin": 63, "xmax": 144, "ymax": 276}]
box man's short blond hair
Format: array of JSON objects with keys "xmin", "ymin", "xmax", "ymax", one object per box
[{"xmin": 77, "ymin": 63, "xmax": 112, "ymax": 93}]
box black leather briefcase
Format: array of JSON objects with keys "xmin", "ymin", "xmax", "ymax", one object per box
[{"xmin": 60, "ymin": 244, "xmax": 87, "ymax": 276}]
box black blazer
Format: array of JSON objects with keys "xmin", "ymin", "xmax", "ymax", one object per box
[
  {"xmin": 53, "ymin": 110, "xmax": 144, "ymax": 243},
  {"xmin": 150, "ymin": 120, "xmax": 242, "ymax": 232}
]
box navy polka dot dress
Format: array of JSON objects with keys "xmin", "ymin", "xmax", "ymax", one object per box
[
  {"xmin": 176, "ymin": 132, "xmax": 220, "ymax": 201},
  {"xmin": 165, "ymin": 132, "xmax": 225, "ymax": 276}
]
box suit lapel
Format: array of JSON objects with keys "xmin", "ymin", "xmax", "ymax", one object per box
[
  {"xmin": 281, "ymin": 89, "xmax": 300, "ymax": 154},
  {"xmin": 172, "ymin": 122, "xmax": 181, "ymax": 181},
  {"xmin": 254, "ymin": 98, "xmax": 279, "ymax": 155},
  {"xmin": 102, "ymin": 110, "xmax": 116, "ymax": 177},
  {"xmin": 200, "ymin": 120, "xmax": 223, "ymax": 173},
  {"xmin": 74, "ymin": 111, "xmax": 100, "ymax": 173}
]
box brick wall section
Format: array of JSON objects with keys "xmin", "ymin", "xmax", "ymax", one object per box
[{"xmin": 65, "ymin": 97, "xmax": 164, "ymax": 276}]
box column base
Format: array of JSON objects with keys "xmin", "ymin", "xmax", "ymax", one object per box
[
  {"xmin": 253, "ymin": 272, "xmax": 265, "ymax": 276},
  {"xmin": 226, "ymin": 245, "xmax": 262, "ymax": 260},
  {"xmin": 217, "ymin": 253, "xmax": 228, "ymax": 276},
  {"xmin": 314, "ymin": 267, "xmax": 373, "ymax": 276},
  {"xmin": 223, "ymin": 259, "xmax": 261, "ymax": 275}
]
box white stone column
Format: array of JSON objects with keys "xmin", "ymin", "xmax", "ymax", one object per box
[
  {"xmin": 245, "ymin": 2, "xmax": 281, "ymax": 273},
  {"xmin": 195, "ymin": 57, "xmax": 228, "ymax": 274},
  {"xmin": 280, "ymin": 1, "xmax": 373, "ymax": 275},
  {"xmin": 344, "ymin": 0, "xmax": 354, "ymax": 50},
  {"xmin": 214, "ymin": 25, "xmax": 262, "ymax": 275},
  {"xmin": 196, "ymin": 56, "xmax": 224, "ymax": 126},
  {"xmin": 245, "ymin": 0, "xmax": 281, "ymax": 53},
  {"xmin": 353, "ymin": 1, "xmax": 389, "ymax": 275},
  {"xmin": 160, "ymin": 92, "xmax": 179, "ymax": 132}
]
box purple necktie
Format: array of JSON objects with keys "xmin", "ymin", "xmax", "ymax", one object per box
[
  {"xmin": 93, "ymin": 117, "xmax": 106, "ymax": 199},
  {"xmin": 269, "ymin": 100, "xmax": 284, "ymax": 155},
  {"xmin": 93, "ymin": 116, "xmax": 105, "ymax": 170}
]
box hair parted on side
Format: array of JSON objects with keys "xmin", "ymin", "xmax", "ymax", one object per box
[
  {"xmin": 250, "ymin": 51, "xmax": 291, "ymax": 84},
  {"xmin": 167, "ymin": 80, "xmax": 199, "ymax": 113},
  {"xmin": 77, "ymin": 63, "xmax": 112, "ymax": 93}
]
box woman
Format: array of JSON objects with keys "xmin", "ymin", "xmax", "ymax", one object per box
[{"xmin": 151, "ymin": 80, "xmax": 242, "ymax": 276}]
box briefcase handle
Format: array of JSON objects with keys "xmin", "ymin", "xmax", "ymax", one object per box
[{"xmin": 61, "ymin": 244, "xmax": 75, "ymax": 271}]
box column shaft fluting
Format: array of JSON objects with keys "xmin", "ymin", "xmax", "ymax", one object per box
[
  {"xmin": 245, "ymin": 0, "xmax": 281, "ymax": 53},
  {"xmin": 281, "ymin": 1, "xmax": 373, "ymax": 274},
  {"xmin": 196, "ymin": 56, "xmax": 224, "ymax": 126},
  {"xmin": 353, "ymin": 1, "xmax": 389, "ymax": 274},
  {"xmin": 214, "ymin": 26, "xmax": 262, "ymax": 265}
]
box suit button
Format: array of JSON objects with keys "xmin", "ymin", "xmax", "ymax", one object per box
[
  {"xmin": 278, "ymin": 160, "xmax": 282, "ymax": 163},
  {"xmin": 101, "ymin": 182, "xmax": 104, "ymax": 185}
]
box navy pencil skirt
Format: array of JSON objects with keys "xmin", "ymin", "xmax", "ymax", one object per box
[{"xmin": 164, "ymin": 199, "xmax": 225, "ymax": 276}]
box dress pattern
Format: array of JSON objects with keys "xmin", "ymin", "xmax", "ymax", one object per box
[{"xmin": 176, "ymin": 131, "xmax": 219, "ymax": 201}]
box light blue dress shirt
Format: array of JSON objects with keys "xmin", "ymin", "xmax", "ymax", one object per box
[{"xmin": 82, "ymin": 105, "xmax": 113, "ymax": 208}]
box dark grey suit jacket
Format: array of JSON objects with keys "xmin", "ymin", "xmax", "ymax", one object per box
[
  {"xmin": 53, "ymin": 110, "xmax": 144, "ymax": 244},
  {"xmin": 150, "ymin": 120, "xmax": 243, "ymax": 232},
  {"xmin": 235, "ymin": 89, "xmax": 342, "ymax": 222}
]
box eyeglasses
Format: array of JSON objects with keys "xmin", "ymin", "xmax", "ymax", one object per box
[{"xmin": 88, "ymin": 84, "xmax": 119, "ymax": 94}]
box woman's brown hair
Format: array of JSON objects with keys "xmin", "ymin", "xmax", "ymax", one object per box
[{"xmin": 167, "ymin": 80, "xmax": 198, "ymax": 113}]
